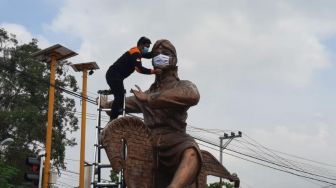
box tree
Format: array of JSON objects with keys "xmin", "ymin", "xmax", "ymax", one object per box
[
  {"xmin": 0, "ymin": 159, "xmax": 19, "ymax": 188},
  {"xmin": 110, "ymin": 170, "xmax": 119, "ymax": 183},
  {"xmin": 207, "ymin": 181, "xmax": 234, "ymax": 188},
  {"xmin": 0, "ymin": 27, "xmax": 79, "ymax": 186}
]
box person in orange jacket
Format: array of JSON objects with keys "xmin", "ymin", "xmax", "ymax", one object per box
[{"xmin": 106, "ymin": 36, "xmax": 161, "ymax": 121}]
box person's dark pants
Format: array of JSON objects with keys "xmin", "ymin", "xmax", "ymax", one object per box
[{"xmin": 106, "ymin": 70, "xmax": 125, "ymax": 120}]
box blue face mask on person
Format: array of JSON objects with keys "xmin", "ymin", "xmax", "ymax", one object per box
[{"xmin": 142, "ymin": 47, "xmax": 149, "ymax": 54}]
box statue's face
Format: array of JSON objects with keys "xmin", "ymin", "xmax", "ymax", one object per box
[{"xmin": 151, "ymin": 40, "xmax": 177, "ymax": 69}]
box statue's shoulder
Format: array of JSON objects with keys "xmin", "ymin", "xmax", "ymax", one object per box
[
  {"xmin": 177, "ymin": 80, "xmax": 198, "ymax": 88},
  {"xmin": 176, "ymin": 80, "xmax": 199, "ymax": 96}
]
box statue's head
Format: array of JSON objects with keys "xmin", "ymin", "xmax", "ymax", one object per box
[{"xmin": 151, "ymin": 39, "xmax": 178, "ymax": 70}]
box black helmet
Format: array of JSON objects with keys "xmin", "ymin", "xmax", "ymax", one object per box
[{"xmin": 137, "ymin": 36, "xmax": 151, "ymax": 46}]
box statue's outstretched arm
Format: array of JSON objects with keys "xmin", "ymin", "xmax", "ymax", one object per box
[
  {"xmin": 147, "ymin": 81, "xmax": 200, "ymax": 109},
  {"xmin": 100, "ymin": 95, "xmax": 143, "ymax": 114},
  {"xmin": 125, "ymin": 96, "xmax": 143, "ymax": 113}
]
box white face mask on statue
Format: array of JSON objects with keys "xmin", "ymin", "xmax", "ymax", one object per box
[{"xmin": 153, "ymin": 54, "xmax": 170, "ymax": 68}]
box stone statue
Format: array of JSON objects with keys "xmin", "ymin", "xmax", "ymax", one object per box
[{"xmin": 101, "ymin": 39, "xmax": 239, "ymax": 188}]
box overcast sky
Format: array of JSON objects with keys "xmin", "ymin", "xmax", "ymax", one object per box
[{"xmin": 1, "ymin": 0, "xmax": 336, "ymax": 187}]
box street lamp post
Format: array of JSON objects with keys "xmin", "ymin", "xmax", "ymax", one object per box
[
  {"xmin": 71, "ymin": 62, "xmax": 99, "ymax": 188},
  {"xmin": 32, "ymin": 44, "xmax": 77, "ymax": 188}
]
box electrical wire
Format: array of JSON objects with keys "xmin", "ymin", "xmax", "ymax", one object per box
[
  {"xmin": 231, "ymin": 135, "xmax": 336, "ymax": 180},
  {"xmin": 196, "ymin": 138, "xmax": 336, "ymax": 186},
  {"xmin": 235, "ymin": 137, "xmax": 334, "ymax": 186},
  {"xmin": 59, "ymin": 169, "xmax": 113, "ymax": 183},
  {"xmin": 192, "ymin": 134, "xmax": 336, "ymax": 186},
  {"xmin": 230, "ymin": 139, "xmax": 324, "ymax": 186},
  {"xmin": 243, "ymin": 134, "xmax": 336, "ymax": 168},
  {"xmin": 56, "ymin": 180, "xmax": 76, "ymax": 188},
  {"xmin": 187, "ymin": 124, "xmax": 336, "ymax": 182}
]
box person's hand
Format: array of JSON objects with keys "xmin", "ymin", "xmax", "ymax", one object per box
[
  {"xmin": 131, "ymin": 85, "xmax": 148, "ymax": 103},
  {"xmin": 153, "ymin": 69, "xmax": 162, "ymax": 75}
]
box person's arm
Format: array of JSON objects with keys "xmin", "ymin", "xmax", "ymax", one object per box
[
  {"xmin": 134, "ymin": 64, "xmax": 155, "ymax": 74},
  {"xmin": 131, "ymin": 81, "xmax": 200, "ymax": 109},
  {"xmin": 142, "ymin": 51, "xmax": 153, "ymax": 59},
  {"xmin": 131, "ymin": 53, "xmax": 153, "ymax": 75}
]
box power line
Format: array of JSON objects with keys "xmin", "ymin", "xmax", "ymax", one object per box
[
  {"xmin": 224, "ymin": 149, "xmax": 336, "ymax": 186},
  {"xmin": 243, "ymin": 134, "xmax": 336, "ymax": 168},
  {"xmin": 56, "ymin": 180, "xmax": 76, "ymax": 188},
  {"xmin": 64, "ymin": 158, "xmax": 80, "ymax": 162},
  {"xmin": 232, "ymin": 135, "xmax": 336, "ymax": 180},
  {"xmin": 229, "ymin": 147, "xmax": 336, "ymax": 181},
  {"xmin": 59, "ymin": 169, "xmax": 113, "ymax": 183},
  {"xmin": 189, "ymin": 125, "xmax": 336, "ymax": 170},
  {"xmin": 196, "ymin": 138, "xmax": 336, "ymax": 186},
  {"xmin": 192, "ymin": 134, "xmax": 336, "ymax": 186},
  {"xmin": 188, "ymin": 125, "xmax": 336, "ymax": 180},
  {"xmin": 59, "ymin": 175, "xmax": 79, "ymax": 182},
  {"xmin": 230, "ymin": 138, "xmax": 324, "ymax": 186},
  {"xmin": 59, "ymin": 169, "xmax": 79, "ymax": 175},
  {"xmin": 173, "ymin": 128, "xmax": 336, "ymax": 186}
]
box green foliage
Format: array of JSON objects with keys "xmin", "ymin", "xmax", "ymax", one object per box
[
  {"xmin": 0, "ymin": 160, "xmax": 19, "ymax": 188},
  {"xmin": 0, "ymin": 27, "xmax": 79, "ymax": 186},
  {"xmin": 110, "ymin": 170, "xmax": 119, "ymax": 183},
  {"xmin": 207, "ymin": 181, "xmax": 234, "ymax": 188}
]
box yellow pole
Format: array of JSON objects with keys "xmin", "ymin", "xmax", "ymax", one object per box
[
  {"xmin": 79, "ymin": 69, "xmax": 88, "ymax": 188},
  {"xmin": 43, "ymin": 54, "xmax": 57, "ymax": 188}
]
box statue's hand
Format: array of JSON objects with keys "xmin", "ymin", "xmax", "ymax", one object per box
[{"xmin": 131, "ymin": 85, "xmax": 148, "ymax": 103}]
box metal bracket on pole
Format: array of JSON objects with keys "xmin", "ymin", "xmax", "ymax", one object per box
[{"xmin": 221, "ymin": 131, "xmax": 242, "ymax": 150}]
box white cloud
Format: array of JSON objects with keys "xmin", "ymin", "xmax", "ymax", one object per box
[
  {"xmin": 180, "ymin": 7, "xmax": 330, "ymax": 87},
  {"xmin": 47, "ymin": 0, "xmax": 334, "ymax": 91},
  {"xmin": 253, "ymin": 125, "xmax": 331, "ymax": 154},
  {"xmin": 1, "ymin": 22, "xmax": 50, "ymax": 48}
]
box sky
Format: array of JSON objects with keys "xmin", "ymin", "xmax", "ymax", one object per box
[{"xmin": 1, "ymin": 0, "xmax": 336, "ymax": 187}]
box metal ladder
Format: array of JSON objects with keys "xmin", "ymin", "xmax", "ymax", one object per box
[{"xmin": 90, "ymin": 89, "xmax": 126, "ymax": 188}]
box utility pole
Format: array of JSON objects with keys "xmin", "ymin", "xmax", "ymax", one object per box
[
  {"xmin": 219, "ymin": 131, "xmax": 242, "ymax": 183},
  {"xmin": 71, "ymin": 62, "xmax": 99, "ymax": 188},
  {"xmin": 32, "ymin": 44, "xmax": 77, "ymax": 188}
]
